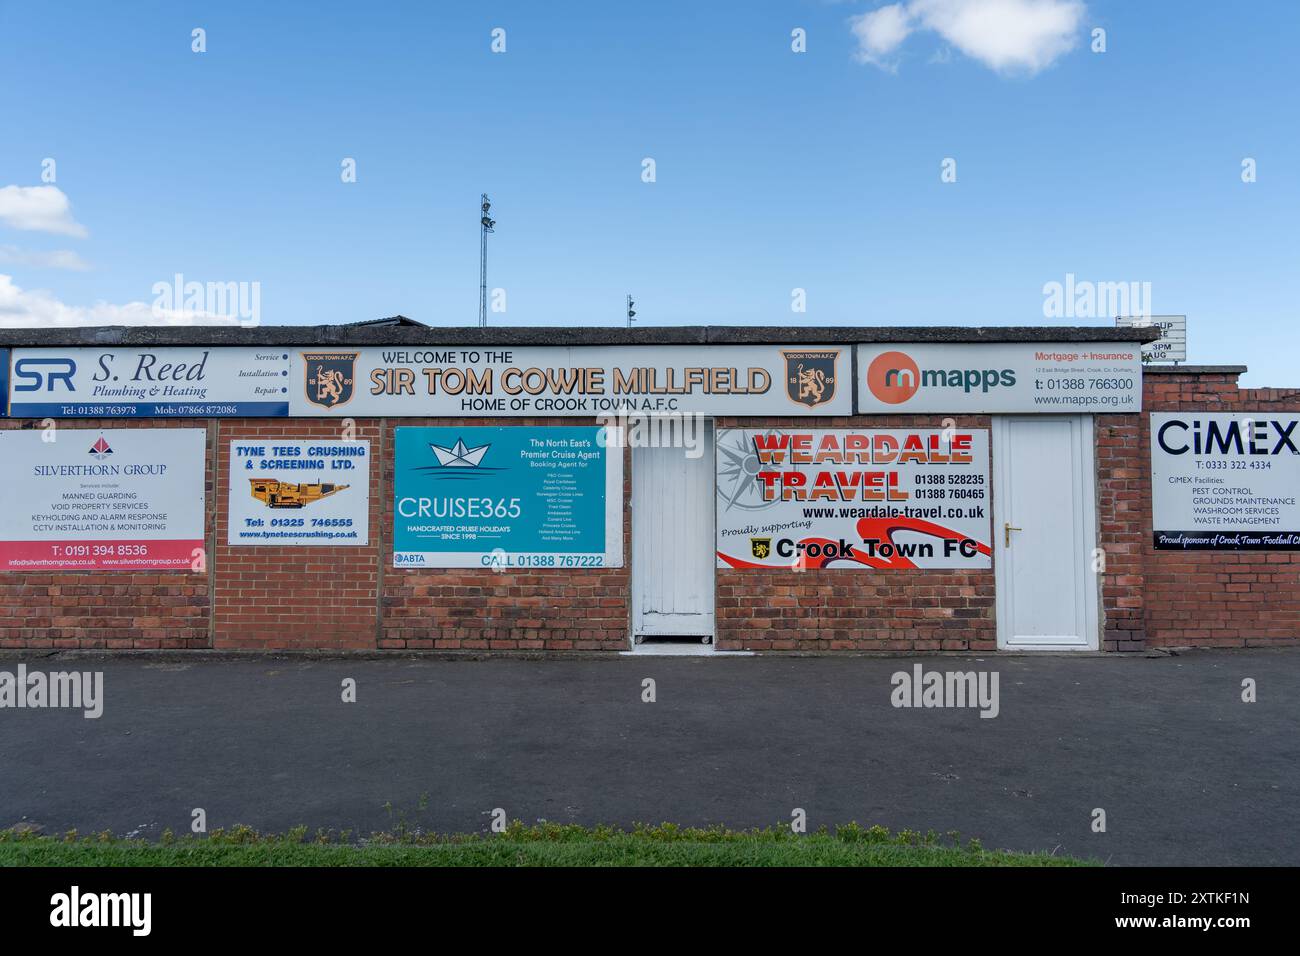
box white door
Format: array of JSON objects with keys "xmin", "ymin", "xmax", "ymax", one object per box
[
  {"xmin": 992, "ymin": 415, "xmax": 1099, "ymax": 649},
  {"xmin": 631, "ymin": 422, "xmax": 715, "ymax": 641}
]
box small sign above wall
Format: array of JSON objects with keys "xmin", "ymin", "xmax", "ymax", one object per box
[{"xmin": 1117, "ymin": 315, "xmax": 1186, "ymax": 363}]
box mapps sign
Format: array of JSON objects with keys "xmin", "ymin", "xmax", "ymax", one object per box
[{"xmin": 855, "ymin": 343, "xmax": 1142, "ymax": 414}]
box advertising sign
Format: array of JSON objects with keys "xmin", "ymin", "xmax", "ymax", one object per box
[
  {"xmin": 0, "ymin": 428, "xmax": 205, "ymax": 571},
  {"xmin": 716, "ymin": 428, "xmax": 992, "ymax": 569},
  {"xmin": 392, "ymin": 426, "xmax": 623, "ymax": 568},
  {"xmin": 1151, "ymin": 412, "xmax": 1300, "ymax": 550},
  {"xmin": 855, "ymin": 342, "xmax": 1142, "ymax": 413},
  {"xmin": 8, "ymin": 347, "xmax": 291, "ymax": 417},
  {"xmin": 1117, "ymin": 315, "xmax": 1187, "ymax": 363},
  {"xmin": 292, "ymin": 345, "xmax": 850, "ymax": 417},
  {"xmin": 227, "ymin": 440, "xmax": 370, "ymax": 546},
  {"xmin": 0, "ymin": 348, "xmax": 8, "ymax": 416}
]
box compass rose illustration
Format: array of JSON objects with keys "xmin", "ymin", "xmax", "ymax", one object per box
[{"xmin": 716, "ymin": 429, "xmax": 790, "ymax": 513}]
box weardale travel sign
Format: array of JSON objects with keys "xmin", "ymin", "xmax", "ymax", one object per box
[
  {"xmin": 716, "ymin": 428, "xmax": 993, "ymax": 570},
  {"xmin": 855, "ymin": 342, "xmax": 1142, "ymax": 413},
  {"xmin": 1150, "ymin": 412, "xmax": 1300, "ymax": 550}
]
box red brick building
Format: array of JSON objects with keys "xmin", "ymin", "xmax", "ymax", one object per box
[{"xmin": 0, "ymin": 323, "xmax": 1295, "ymax": 654}]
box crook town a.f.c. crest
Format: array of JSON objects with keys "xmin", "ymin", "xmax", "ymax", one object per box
[
  {"xmin": 303, "ymin": 352, "xmax": 358, "ymax": 409},
  {"xmin": 782, "ymin": 350, "xmax": 839, "ymax": 408}
]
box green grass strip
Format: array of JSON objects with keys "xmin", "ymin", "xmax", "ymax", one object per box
[{"xmin": 0, "ymin": 822, "xmax": 1092, "ymax": 867}]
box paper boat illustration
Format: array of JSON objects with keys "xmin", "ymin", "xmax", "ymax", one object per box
[{"xmin": 430, "ymin": 438, "xmax": 490, "ymax": 467}]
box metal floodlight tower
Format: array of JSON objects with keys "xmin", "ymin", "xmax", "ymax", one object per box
[{"xmin": 479, "ymin": 193, "xmax": 495, "ymax": 328}]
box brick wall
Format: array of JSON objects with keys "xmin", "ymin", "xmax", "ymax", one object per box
[
  {"xmin": 1141, "ymin": 372, "xmax": 1300, "ymax": 648},
  {"xmin": 2, "ymin": 378, "xmax": 1296, "ymax": 653},
  {"xmin": 0, "ymin": 418, "xmax": 212, "ymax": 650},
  {"xmin": 376, "ymin": 418, "xmax": 631, "ymax": 651},
  {"xmin": 714, "ymin": 414, "xmax": 997, "ymax": 652},
  {"xmin": 1096, "ymin": 412, "xmax": 1146, "ymax": 651},
  {"xmin": 213, "ymin": 419, "xmax": 383, "ymax": 651},
  {"xmin": 0, "ymin": 416, "xmax": 627, "ymax": 652}
]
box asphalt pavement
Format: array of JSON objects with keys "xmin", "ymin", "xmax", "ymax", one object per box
[{"xmin": 1, "ymin": 649, "xmax": 1296, "ymax": 865}]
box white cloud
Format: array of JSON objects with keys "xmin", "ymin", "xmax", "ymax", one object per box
[
  {"xmin": 851, "ymin": 0, "xmax": 1085, "ymax": 74},
  {"xmin": 850, "ymin": 4, "xmax": 914, "ymax": 69},
  {"xmin": 0, "ymin": 245, "xmax": 91, "ymax": 271},
  {"xmin": 0, "ymin": 274, "xmax": 240, "ymax": 328},
  {"xmin": 0, "ymin": 185, "xmax": 89, "ymax": 237}
]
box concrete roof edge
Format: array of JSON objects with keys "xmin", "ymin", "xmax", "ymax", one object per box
[
  {"xmin": 1142, "ymin": 365, "xmax": 1247, "ymax": 374},
  {"xmin": 0, "ymin": 324, "xmax": 1160, "ymax": 347}
]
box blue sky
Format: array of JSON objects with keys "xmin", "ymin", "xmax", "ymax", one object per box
[{"xmin": 0, "ymin": 1, "xmax": 1296, "ymax": 384}]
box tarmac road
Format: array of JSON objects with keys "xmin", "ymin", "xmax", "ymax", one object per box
[{"xmin": 1, "ymin": 649, "xmax": 1296, "ymax": 865}]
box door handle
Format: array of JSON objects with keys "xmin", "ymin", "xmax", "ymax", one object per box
[{"xmin": 1004, "ymin": 522, "xmax": 1022, "ymax": 547}]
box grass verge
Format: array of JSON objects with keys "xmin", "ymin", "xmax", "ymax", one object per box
[{"xmin": 0, "ymin": 822, "xmax": 1092, "ymax": 867}]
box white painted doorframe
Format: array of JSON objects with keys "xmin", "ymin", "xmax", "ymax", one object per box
[
  {"xmin": 630, "ymin": 420, "xmax": 716, "ymax": 644},
  {"xmin": 992, "ymin": 415, "xmax": 1100, "ymax": 650}
]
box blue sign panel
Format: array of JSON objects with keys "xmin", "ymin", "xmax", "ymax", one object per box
[
  {"xmin": 392, "ymin": 426, "xmax": 623, "ymax": 569},
  {"xmin": 7, "ymin": 347, "xmax": 290, "ymax": 417}
]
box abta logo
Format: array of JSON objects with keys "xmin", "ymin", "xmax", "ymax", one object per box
[
  {"xmin": 88, "ymin": 435, "xmax": 113, "ymax": 460},
  {"xmin": 866, "ymin": 351, "xmax": 920, "ymax": 405}
]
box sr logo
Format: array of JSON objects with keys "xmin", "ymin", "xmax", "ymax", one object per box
[{"xmin": 13, "ymin": 357, "xmax": 77, "ymax": 392}]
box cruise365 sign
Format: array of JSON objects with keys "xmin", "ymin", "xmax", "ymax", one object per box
[
  {"xmin": 716, "ymin": 428, "xmax": 992, "ymax": 569},
  {"xmin": 392, "ymin": 426, "xmax": 623, "ymax": 568}
]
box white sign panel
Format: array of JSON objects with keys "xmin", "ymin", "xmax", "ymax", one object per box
[
  {"xmin": 0, "ymin": 428, "xmax": 205, "ymax": 571},
  {"xmin": 855, "ymin": 342, "xmax": 1142, "ymax": 413},
  {"xmin": 289, "ymin": 345, "xmax": 850, "ymax": 417},
  {"xmin": 227, "ymin": 440, "xmax": 370, "ymax": 546},
  {"xmin": 716, "ymin": 428, "xmax": 992, "ymax": 569},
  {"xmin": 9, "ymin": 347, "xmax": 291, "ymax": 417},
  {"xmin": 1151, "ymin": 412, "xmax": 1300, "ymax": 550},
  {"xmin": 1117, "ymin": 315, "xmax": 1186, "ymax": 362}
]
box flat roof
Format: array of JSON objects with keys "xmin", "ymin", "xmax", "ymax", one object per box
[
  {"xmin": 0, "ymin": 322, "xmax": 1159, "ymax": 347},
  {"xmin": 1142, "ymin": 364, "xmax": 1247, "ymax": 375}
]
